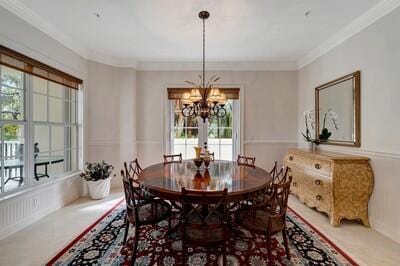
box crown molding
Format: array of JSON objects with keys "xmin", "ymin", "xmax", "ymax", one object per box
[
  {"xmin": 136, "ymin": 61, "xmax": 298, "ymax": 71},
  {"xmin": 297, "ymin": 0, "xmax": 400, "ymax": 69},
  {"xmin": 87, "ymin": 51, "xmax": 138, "ymax": 69},
  {"xmin": 0, "ymin": 32, "xmax": 86, "ymax": 78},
  {"xmin": 0, "ymin": 0, "xmax": 90, "ymax": 58}
]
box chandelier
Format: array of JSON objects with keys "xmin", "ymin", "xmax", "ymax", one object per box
[{"xmin": 181, "ymin": 11, "xmax": 227, "ymax": 122}]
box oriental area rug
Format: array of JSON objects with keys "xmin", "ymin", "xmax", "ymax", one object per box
[{"xmin": 47, "ymin": 199, "xmax": 358, "ymax": 266}]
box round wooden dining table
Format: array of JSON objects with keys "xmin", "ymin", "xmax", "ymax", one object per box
[{"xmin": 139, "ymin": 160, "xmax": 272, "ymax": 203}]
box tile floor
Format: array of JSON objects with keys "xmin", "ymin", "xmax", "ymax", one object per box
[{"xmin": 0, "ymin": 190, "xmax": 399, "ymax": 266}]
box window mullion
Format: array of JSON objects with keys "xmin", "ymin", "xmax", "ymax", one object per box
[
  {"xmin": 1, "ymin": 126, "xmax": 4, "ymax": 193},
  {"xmin": 25, "ymin": 72, "xmax": 34, "ymax": 186}
]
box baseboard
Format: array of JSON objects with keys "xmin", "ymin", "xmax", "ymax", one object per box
[{"xmin": 369, "ymin": 217, "xmax": 400, "ymax": 244}]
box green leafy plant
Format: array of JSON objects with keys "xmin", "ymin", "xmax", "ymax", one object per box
[{"xmin": 80, "ymin": 161, "xmax": 114, "ymax": 181}]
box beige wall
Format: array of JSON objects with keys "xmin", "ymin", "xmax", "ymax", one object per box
[
  {"xmin": 86, "ymin": 62, "xmax": 137, "ymax": 187},
  {"xmin": 298, "ymin": 7, "xmax": 400, "ymax": 243},
  {"xmin": 137, "ymin": 71, "xmax": 298, "ymax": 169}
]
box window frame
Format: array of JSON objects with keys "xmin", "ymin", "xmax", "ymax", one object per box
[
  {"xmin": 167, "ymin": 96, "xmax": 241, "ymax": 161},
  {"xmin": 0, "ymin": 65, "xmax": 81, "ymax": 197}
]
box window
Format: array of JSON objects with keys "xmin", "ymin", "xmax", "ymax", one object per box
[
  {"xmin": 168, "ymin": 89, "xmax": 240, "ymax": 161},
  {"xmin": 172, "ymin": 99, "xmax": 199, "ymax": 159},
  {"xmin": 0, "ymin": 46, "xmax": 82, "ymax": 195}
]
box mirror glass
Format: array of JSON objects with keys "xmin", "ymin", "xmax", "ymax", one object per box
[{"xmin": 316, "ymin": 71, "xmax": 360, "ymax": 147}]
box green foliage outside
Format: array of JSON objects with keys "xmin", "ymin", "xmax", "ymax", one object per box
[
  {"xmin": 1, "ymin": 67, "xmax": 24, "ymax": 140},
  {"xmin": 174, "ymin": 100, "xmax": 233, "ymax": 139}
]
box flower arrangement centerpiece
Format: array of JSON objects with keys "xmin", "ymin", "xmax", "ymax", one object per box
[{"xmin": 80, "ymin": 161, "xmax": 114, "ymax": 199}]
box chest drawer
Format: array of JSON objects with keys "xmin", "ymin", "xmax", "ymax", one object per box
[
  {"xmin": 288, "ymin": 166, "xmax": 332, "ymax": 213},
  {"xmin": 285, "ymin": 153, "xmax": 331, "ymax": 177}
]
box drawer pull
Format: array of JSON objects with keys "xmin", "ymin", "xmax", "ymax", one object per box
[
  {"xmin": 292, "ymin": 182, "xmax": 297, "ymax": 187},
  {"xmin": 315, "ymin": 163, "xmax": 321, "ymax": 169},
  {"xmin": 315, "ymin": 179, "xmax": 321, "ymax": 185},
  {"xmin": 316, "ymin": 195, "xmax": 322, "ymax": 201},
  {"xmin": 289, "ymin": 156, "xmax": 294, "ymax": 161}
]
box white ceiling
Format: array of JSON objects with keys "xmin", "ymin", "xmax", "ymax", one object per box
[{"xmin": 0, "ymin": 0, "xmax": 393, "ymax": 69}]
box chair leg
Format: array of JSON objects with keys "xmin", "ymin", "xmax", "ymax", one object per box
[
  {"xmin": 266, "ymin": 232, "xmax": 273, "ymax": 266},
  {"xmin": 131, "ymin": 226, "xmax": 140, "ymax": 266},
  {"xmin": 182, "ymin": 238, "xmax": 186, "ymax": 265},
  {"xmin": 222, "ymin": 242, "xmax": 227, "ymax": 266},
  {"xmin": 168, "ymin": 217, "xmax": 172, "ymax": 234},
  {"xmin": 123, "ymin": 216, "xmax": 130, "ymax": 245},
  {"xmin": 282, "ymin": 227, "xmax": 291, "ymax": 260}
]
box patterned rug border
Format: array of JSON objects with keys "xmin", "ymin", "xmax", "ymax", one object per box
[
  {"xmin": 287, "ymin": 206, "xmax": 359, "ymax": 266},
  {"xmin": 46, "ymin": 198, "xmax": 359, "ymax": 265},
  {"xmin": 46, "ymin": 198, "xmax": 125, "ymax": 266}
]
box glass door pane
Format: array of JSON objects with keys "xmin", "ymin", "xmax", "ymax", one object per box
[
  {"xmin": 171, "ymin": 98, "xmax": 238, "ymax": 161},
  {"xmin": 207, "ymin": 100, "xmax": 234, "ymax": 161},
  {"xmin": 172, "ymin": 100, "xmax": 200, "ymax": 159}
]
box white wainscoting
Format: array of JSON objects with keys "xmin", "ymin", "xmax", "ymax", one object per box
[
  {"xmin": 298, "ymin": 143, "xmax": 400, "ymax": 243},
  {"xmin": 0, "ymin": 175, "xmax": 83, "ymax": 240}
]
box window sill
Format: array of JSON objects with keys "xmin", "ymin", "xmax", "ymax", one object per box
[{"xmin": 0, "ymin": 171, "xmax": 83, "ymax": 202}]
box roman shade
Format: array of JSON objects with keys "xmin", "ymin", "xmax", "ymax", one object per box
[
  {"xmin": 167, "ymin": 87, "xmax": 239, "ymax": 100},
  {"xmin": 0, "ymin": 45, "xmax": 82, "ymax": 89}
]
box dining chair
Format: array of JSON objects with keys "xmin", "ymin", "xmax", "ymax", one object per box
[
  {"xmin": 266, "ymin": 162, "xmax": 289, "ymax": 195},
  {"xmin": 236, "ymin": 176, "xmax": 293, "ymax": 264},
  {"xmin": 180, "ymin": 187, "xmax": 229, "ymax": 266},
  {"xmin": 163, "ymin": 153, "xmax": 183, "ymax": 164},
  {"xmin": 121, "ymin": 159, "xmax": 172, "ymax": 265},
  {"xmin": 237, "ymin": 154, "xmax": 256, "ymax": 167}
]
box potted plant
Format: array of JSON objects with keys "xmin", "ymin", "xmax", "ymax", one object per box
[
  {"xmin": 301, "ymin": 110, "xmax": 320, "ymax": 150},
  {"xmin": 80, "ymin": 161, "xmax": 114, "ymax": 200}
]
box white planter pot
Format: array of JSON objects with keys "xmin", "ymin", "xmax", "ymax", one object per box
[{"xmin": 87, "ymin": 178, "xmax": 111, "ymax": 200}]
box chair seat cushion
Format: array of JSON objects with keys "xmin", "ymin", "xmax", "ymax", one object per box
[
  {"xmin": 184, "ymin": 213, "xmax": 225, "ymax": 243},
  {"xmin": 127, "ymin": 200, "xmax": 171, "ymax": 225},
  {"xmin": 236, "ymin": 208, "xmax": 285, "ymax": 234}
]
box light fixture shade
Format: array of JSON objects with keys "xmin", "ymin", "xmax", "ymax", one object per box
[
  {"xmin": 219, "ymin": 92, "xmax": 227, "ymax": 105},
  {"xmin": 190, "ymin": 88, "xmax": 202, "ymax": 103},
  {"xmin": 207, "ymin": 88, "xmax": 221, "ymax": 103},
  {"xmin": 181, "ymin": 92, "xmax": 192, "ymax": 105}
]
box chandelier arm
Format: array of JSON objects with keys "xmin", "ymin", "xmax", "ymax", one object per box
[{"xmin": 216, "ymin": 106, "xmax": 227, "ymax": 118}]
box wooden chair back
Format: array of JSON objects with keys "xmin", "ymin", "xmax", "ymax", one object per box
[
  {"xmin": 123, "ymin": 158, "xmax": 142, "ymax": 182},
  {"xmin": 273, "ymin": 166, "xmax": 289, "ymax": 185},
  {"xmin": 237, "ymin": 155, "xmax": 256, "ymax": 167},
  {"xmin": 180, "ymin": 187, "xmax": 229, "ymax": 246},
  {"xmin": 269, "ymin": 161, "xmax": 278, "ymax": 178},
  {"xmin": 121, "ymin": 159, "xmax": 145, "ymax": 212},
  {"xmin": 164, "ymin": 153, "xmax": 183, "ymax": 164},
  {"xmin": 267, "ymin": 176, "xmax": 292, "ymax": 232}
]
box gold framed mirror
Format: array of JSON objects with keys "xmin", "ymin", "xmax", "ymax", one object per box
[{"xmin": 315, "ymin": 71, "xmax": 361, "ymax": 147}]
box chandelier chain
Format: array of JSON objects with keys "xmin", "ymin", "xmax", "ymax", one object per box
[{"xmin": 202, "ymin": 15, "xmax": 205, "ymax": 94}]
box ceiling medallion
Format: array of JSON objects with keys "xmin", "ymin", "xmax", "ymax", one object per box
[{"xmin": 181, "ymin": 11, "xmax": 227, "ymax": 122}]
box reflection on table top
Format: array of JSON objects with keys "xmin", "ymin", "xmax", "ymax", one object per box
[{"xmin": 139, "ymin": 160, "xmax": 271, "ymax": 197}]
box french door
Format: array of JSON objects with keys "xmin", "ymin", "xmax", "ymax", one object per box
[{"xmin": 168, "ymin": 99, "xmax": 239, "ymax": 161}]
